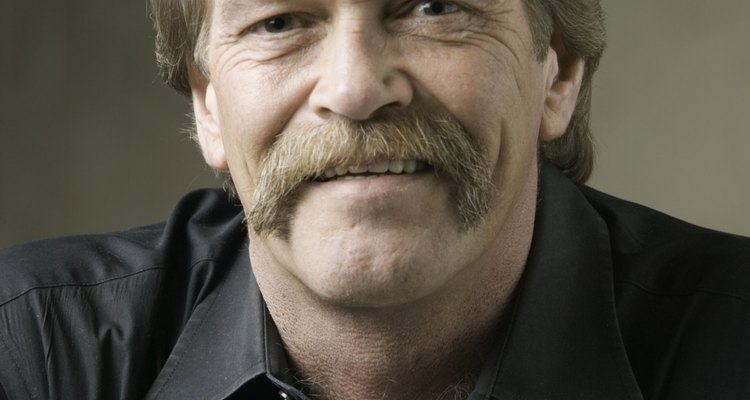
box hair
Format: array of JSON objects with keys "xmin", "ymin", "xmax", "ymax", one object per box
[
  {"xmin": 522, "ymin": 0, "xmax": 606, "ymax": 183},
  {"xmin": 149, "ymin": 0, "xmax": 211, "ymax": 93},
  {"xmin": 149, "ymin": 0, "xmax": 606, "ymax": 184}
]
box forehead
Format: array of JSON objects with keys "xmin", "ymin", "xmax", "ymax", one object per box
[
  {"xmin": 213, "ymin": 0, "xmax": 520, "ymax": 19},
  {"xmin": 215, "ymin": 0, "xmax": 268, "ymax": 20}
]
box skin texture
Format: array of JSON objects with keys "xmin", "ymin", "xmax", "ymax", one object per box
[{"xmin": 190, "ymin": 0, "xmax": 584, "ymax": 398}]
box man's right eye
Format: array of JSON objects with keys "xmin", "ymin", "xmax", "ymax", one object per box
[
  {"xmin": 416, "ymin": 1, "xmax": 460, "ymax": 17},
  {"xmin": 248, "ymin": 14, "xmax": 300, "ymax": 34}
]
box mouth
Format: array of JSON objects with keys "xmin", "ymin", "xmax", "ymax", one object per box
[{"xmin": 313, "ymin": 160, "xmax": 431, "ymax": 182}]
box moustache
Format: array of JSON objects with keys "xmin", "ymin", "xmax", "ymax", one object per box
[{"xmin": 247, "ymin": 108, "xmax": 494, "ymax": 239}]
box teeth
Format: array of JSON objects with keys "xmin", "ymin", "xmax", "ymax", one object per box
[
  {"xmin": 321, "ymin": 160, "xmax": 427, "ymax": 181},
  {"xmin": 403, "ymin": 160, "xmax": 417, "ymax": 174},
  {"xmin": 388, "ymin": 160, "xmax": 404, "ymax": 173},
  {"xmin": 335, "ymin": 165, "xmax": 348, "ymax": 175},
  {"xmin": 369, "ymin": 160, "xmax": 390, "ymax": 173},
  {"xmin": 348, "ymin": 165, "xmax": 368, "ymax": 174}
]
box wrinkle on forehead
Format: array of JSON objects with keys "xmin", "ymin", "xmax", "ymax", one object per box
[
  {"xmin": 217, "ymin": 0, "xmax": 266, "ymax": 24},
  {"xmin": 214, "ymin": 0, "xmax": 517, "ymax": 19}
]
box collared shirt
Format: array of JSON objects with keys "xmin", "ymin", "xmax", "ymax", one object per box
[{"xmin": 1, "ymin": 161, "xmax": 749, "ymax": 400}]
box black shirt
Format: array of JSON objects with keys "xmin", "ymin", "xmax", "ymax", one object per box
[{"xmin": 1, "ymin": 162, "xmax": 749, "ymax": 400}]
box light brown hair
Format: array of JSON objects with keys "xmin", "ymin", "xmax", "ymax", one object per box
[{"xmin": 149, "ymin": 0, "xmax": 606, "ymax": 184}]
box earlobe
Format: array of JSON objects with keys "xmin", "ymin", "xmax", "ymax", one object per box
[
  {"xmin": 539, "ymin": 35, "xmax": 585, "ymax": 142},
  {"xmin": 189, "ymin": 66, "xmax": 228, "ymax": 171}
]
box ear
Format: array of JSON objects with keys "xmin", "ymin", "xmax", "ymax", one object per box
[
  {"xmin": 539, "ymin": 34, "xmax": 585, "ymax": 142},
  {"xmin": 188, "ymin": 65, "xmax": 228, "ymax": 171}
]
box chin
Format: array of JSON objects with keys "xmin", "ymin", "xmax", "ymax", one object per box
[{"xmin": 285, "ymin": 227, "xmax": 462, "ymax": 308}]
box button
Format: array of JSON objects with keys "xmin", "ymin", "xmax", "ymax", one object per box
[{"xmin": 278, "ymin": 390, "xmax": 290, "ymax": 399}]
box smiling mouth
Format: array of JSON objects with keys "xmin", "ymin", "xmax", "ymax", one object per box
[{"xmin": 314, "ymin": 160, "xmax": 430, "ymax": 182}]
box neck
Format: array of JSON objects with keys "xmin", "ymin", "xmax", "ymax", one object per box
[
  {"xmin": 277, "ymin": 301, "xmax": 495, "ymax": 400},
  {"xmin": 249, "ymin": 167, "xmax": 538, "ymax": 400}
]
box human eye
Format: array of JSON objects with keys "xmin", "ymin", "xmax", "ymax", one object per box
[
  {"xmin": 246, "ymin": 13, "xmax": 306, "ymax": 35},
  {"xmin": 414, "ymin": 1, "xmax": 460, "ymax": 17}
]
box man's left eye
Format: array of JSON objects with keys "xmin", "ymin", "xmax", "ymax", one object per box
[{"xmin": 416, "ymin": 1, "xmax": 459, "ymax": 16}]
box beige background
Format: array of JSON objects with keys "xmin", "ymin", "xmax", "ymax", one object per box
[{"xmin": 1, "ymin": 0, "xmax": 748, "ymax": 248}]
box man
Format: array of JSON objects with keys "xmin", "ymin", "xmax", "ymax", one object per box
[{"xmin": 1, "ymin": 0, "xmax": 748, "ymax": 399}]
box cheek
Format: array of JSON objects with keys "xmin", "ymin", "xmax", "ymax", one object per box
[
  {"xmin": 213, "ymin": 65, "xmax": 312, "ymax": 182},
  {"xmin": 409, "ymin": 49, "xmax": 539, "ymax": 168}
]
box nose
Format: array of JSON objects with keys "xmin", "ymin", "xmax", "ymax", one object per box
[{"xmin": 308, "ymin": 25, "xmax": 414, "ymax": 120}]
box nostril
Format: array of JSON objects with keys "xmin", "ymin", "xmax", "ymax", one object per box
[
  {"xmin": 311, "ymin": 84, "xmax": 387, "ymax": 121},
  {"xmin": 308, "ymin": 50, "xmax": 414, "ymax": 120}
]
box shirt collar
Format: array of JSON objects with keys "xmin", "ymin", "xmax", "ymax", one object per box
[
  {"xmin": 147, "ymin": 160, "xmax": 643, "ymax": 400},
  {"xmin": 470, "ymin": 160, "xmax": 643, "ymax": 399},
  {"xmin": 144, "ymin": 228, "xmax": 268, "ymax": 400}
]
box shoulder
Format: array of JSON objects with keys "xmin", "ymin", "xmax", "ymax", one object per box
[
  {"xmin": 0, "ymin": 188, "xmax": 245, "ymax": 400},
  {"xmin": 581, "ymin": 186, "xmax": 750, "ymax": 297},
  {"xmin": 582, "ymin": 186, "xmax": 750, "ymax": 398},
  {"xmin": 0, "ymin": 224, "xmax": 164, "ymax": 306},
  {"xmin": 0, "ymin": 188, "xmax": 243, "ymax": 305}
]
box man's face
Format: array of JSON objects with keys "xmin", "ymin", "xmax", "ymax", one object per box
[{"xmin": 193, "ymin": 0, "xmax": 574, "ymax": 306}]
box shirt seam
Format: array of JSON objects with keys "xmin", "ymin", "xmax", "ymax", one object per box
[
  {"xmin": 617, "ymin": 279, "xmax": 750, "ymax": 303},
  {"xmin": 0, "ymin": 265, "xmax": 167, "ymax": 308}
]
